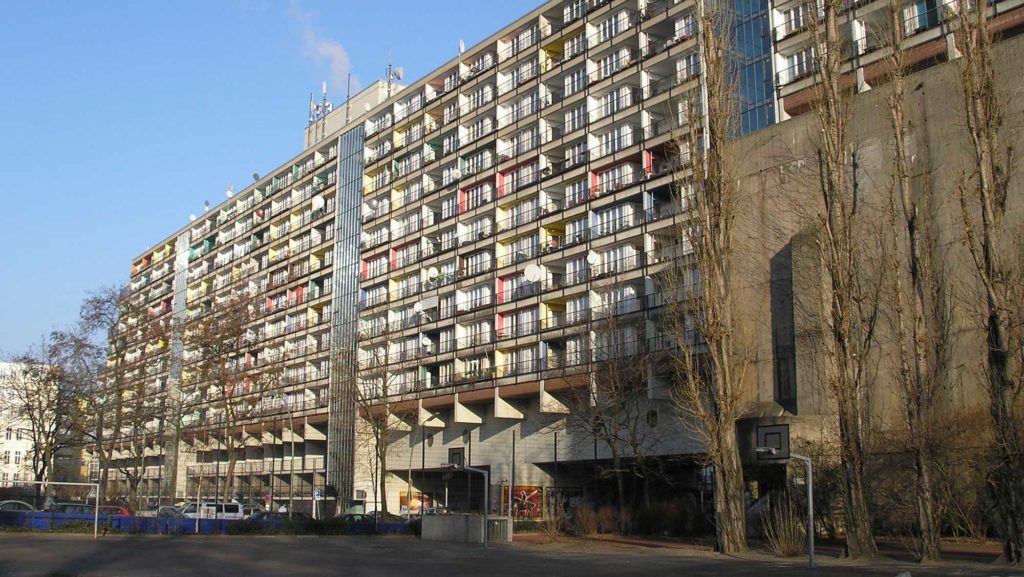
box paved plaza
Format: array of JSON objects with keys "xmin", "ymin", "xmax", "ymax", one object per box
[{"xmin": 0, "ymin": 534, "xmax": 1020, "ymax": 577}]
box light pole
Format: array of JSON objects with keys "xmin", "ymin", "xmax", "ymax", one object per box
[
  {"xmin": 758, "ymin": 447, "xmax": 814, "ymax": 568},
  {"xmin": 442, "ymin": 463, "xmax": 489, "ymax": 547},
  {"xmin": 275, "ymin": 392, "xmax": 296, "ymax": 522}
]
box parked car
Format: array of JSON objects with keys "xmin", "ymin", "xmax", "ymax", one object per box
[
  {"xmin": 179, "ymin": 501, "xmax": 245, "ymax": 520},
  {"xmin": 97, "ymin": 505, "xmax": 130, "ymax": 516},
  {"xmin": 366, "ymin": 511, "xmax": 406, "ymax": 524},
  {"xmin": 247, "ymin": 511, "xmax": 310, "ymax": 522},
  {"xmin": 52, "ymin": 503, "xmax": 95, "ymax": 515},
  {"xmin": 331, "ymin": 513, "xmax": 376, "ymax": 534},
  {"xmin": 0, "ymin": 500, "xmax": 35, "ymax": 512},
  {"xmin": 157, "ymin": 506, "xmax": 184, "ymax": 519}
]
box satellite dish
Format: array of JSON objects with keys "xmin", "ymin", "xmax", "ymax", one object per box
[
  {"xmin": 367, "ymin": 199, "xmax": 379, "ymax": 210},
  {"xmin": 364, "ymin": 102, "xmax": 372, "ymax": 112},
  {"xmin": 452, "ymin": 168, "xmax": 462, "ymax": 180},
  {"xmin": 524, "ymin": 264, "xmax": 542, "ymax": 282},
  {"xmin": 203, "ymin": 200, "xmax": 211, "ymax": 212},
  {"xmin": 413, "ymin": 301, "xmax": 424, "ymax": 313},
  {"xmin": 226, "ymin": 184, "xmax": 234, "ymax": 198},
  {"xmin": 395, "ymin": 66, "xmax": 405, "ymax": 80},
  {"xmin": 252, "ymin": 172, "xmax": 260, "ymax": 181},
  {"xmin": 421, "ymin": 336, "xmax": 431, "ymax": 346},
  {"xmin": 427, "ymin": 267, "xmax": 439, "ymax": 280},
  {"xmin": 312, "ymin": 195, "xmax": 325, "ymax": 211},
  {"xmin": 586, "ymin": 251, "xmax": 601, "ymax": 266},
  {"xmin": 189, "ymin": 214, "xmax": 197, "ymax": 222}
]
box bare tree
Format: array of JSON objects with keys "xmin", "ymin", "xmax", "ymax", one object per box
[
  {"xmin": 566, "ymin": 309, "xmax": 661, "ymax": 522},
  {"xmin": 353, "ymin": 330, "xmax": 409, "ymax": 515},
  {"xmin": 185, "ymin": 291, "xmax": 279, "ymax": 502},
  {"xmin": 7, "ymin": 344, "xmax": 84, "ymax": 507},
  {"xmin": 805, "ymin": 0, "xmax": 880, "ymax": 559},
  {"xmin": 880, "ymin": 0, "xmax": 944, "ymax": 561},
  {"xmin": 659, "ymin": 0, "xmax": 749, "ymax": 554},
  {"xmin": 952, "ymin": 0, "xmax": 1024, "ymax": 563}
]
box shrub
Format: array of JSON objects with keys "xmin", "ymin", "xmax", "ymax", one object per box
[
  {"xmin": 568, "ymin": 504, "xmax": 597, "ymax": 537},
  {"xmin": 762, "ymin": 493, "xmax": 805, "ymax": 557},
  {"xmin": 541, "ymin": 494, "xmax": 566, "ymax": 542}
]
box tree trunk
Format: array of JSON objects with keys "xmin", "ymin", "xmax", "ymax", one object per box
[{"xmin": 713, "ymin": 420, "xmax": 747, "ymax": 554}]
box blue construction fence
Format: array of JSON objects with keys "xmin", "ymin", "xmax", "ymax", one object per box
[
  {"xmin": 0, "ymin": 510, "xmax": 235, "ymax": 534},
  {"xmin": 0, "ymin": 511, "xmax": 412, "ymax": 536}
]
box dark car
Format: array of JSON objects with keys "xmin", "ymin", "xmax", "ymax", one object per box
[
  {"xmin": 248, "ymin": 511, "xmax": 310, "ymax": 521},
  {"xmin": 330, "ymin": 512, "xmax": 376, "ymax": 534},
  {"xmin": 97, "ymin": 505, "xmax": 130, "ymax": 516},
  {"xmin": 52, "ymin": 503, "xmax": 95, "ymax": 515},
  {"xmin": 366, "ymin": 511, "xmax": 406, "ymax": 524},
  {"xmin": 0, "ymin": 500, "xmax": 35, "ymax": 512}
]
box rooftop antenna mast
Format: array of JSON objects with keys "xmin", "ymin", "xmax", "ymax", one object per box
[
  {"xmin": 345, "ymin": 73, "xmax": 353, "ymax": 123},
  {"xmin": 385, "ymin": 51, "xmax": 404, "ymax": 98}
]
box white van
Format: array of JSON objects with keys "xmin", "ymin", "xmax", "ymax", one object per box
[{"xmin": 179, "ymin": 502, "xmax": 245, "ymax": 520}]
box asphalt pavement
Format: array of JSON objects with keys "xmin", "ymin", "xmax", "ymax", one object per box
[{"xmin": 0, "ymin": 533, "xmax": 1019, "ymax": 577}]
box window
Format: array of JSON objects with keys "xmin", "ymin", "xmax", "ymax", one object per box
[
  {"xmin": 563, "ymin": 0, "xmax": 585, "ymax": 24},
  {"xmin": 468, "ymin": 84, "xmax": 495, "ymax": 111},
  {"xmin": 507, "ymin": 197, "xmax": 539, "ymax": 227},
  {"xmin": 506, "ymin": 233, "xmax": 539, "ymax": 263},
  {"xmin": 676, "ymin": 51, "xmax": 701, "ymax": 81},
  {"xmin": 565, "ymin": 140, "xmax": 587, "ymax": 168},
  {"xmin": 904, "ymin": 0, "xmax": 941, "ymax": 35},
  {"xmin": 566, "ymin": 255, "xmax": 589, "ymax": 284},
  {"xmin": 565, "ymin": 30, "xmax": 587, "ymax": 60},
  {"xmin": 466, "ymin": 182, "xmax": 494, "ymax": 210},
  {"xmin": 564, "ymin": 66, "xmax": 587, "ymax": 96},
  {"xmin": 513, "ymin": 92, "xmax": 540, "ymax": 122},
  {"xmin": 4, "ymin": 428, "xmax": 9, "ymax": 440},
  {"xmin": 465, "ymin": 149, "xmax": 494, "ymax": 175},
  {"xmin": 566, "ymin": 216, "xmax": 589, "ymax": 244},
  {"xmin": 567, "ymin": 295, "xmax": 590, "ymax": 323},
  {"xmin": 364, "ymin": 284, "xmax": 388, "ymax": 307},
  {"xmin": 443, "ymin": 71, "xmax": 460, "ymax": 93},
  {"xmin": 674, "ymin": 14, "xmax": 697, "ymax": 40},
  {"xmin": 782, "ymin": 6, "xmax": 806, "ymax": 36},
  {"xmin": 599, "ymin": 124, "xmax": 634, "ymax": 156},
  {"xmin": 596, "ymin": 284, "xmax": 639, "ymax": 315},
  {"xmin": 566, "ymin": 179, "xmax": 590, "ymax": 206},
  {"xmin": 597, "ymin": 163, "xmax": 637, "ymax": 193},
  {"xmin": 462, "ymin": 284, "xmax": 493, "ymax": 310},
  {"xmin": 468, "ymin": 116, "xmax": 495, "ymax": 142},
  {"xmin": 599, "ymin": 86, "xmax": 633, "ymax": 118},
  {"xmin": 599, "ymin": 244, "xmax": 638, "ymax": 274},
  {"xmin": 598, "ymin": 48, "xmax": 631, "ymax": 79},
  {"xmin": 441, "ymin": 194, "xmax": 458, "ymax": 220},
  {"xmin": 597, "ymin": 11, "xmax": 627, "ymax": 43},
  {"xmin": 786, "ymin": 47, "xmax": 816, "ymax": 82},
  {"xmin": 594, "ymin": 203, "xmax": 638, "ymax": 237},
  {"xmin": 444, "ymin": 102, "xmax": 459, "ymax": 125},
  {"xmin": 443, "ymin": 131, "xmax": 460, "ymax": 155},
  {"xmin": 2, "ymin": 450, "xmax": 8, "ymax": 464},
  {"xmin": 564, "ymin": 103, "xmax": 588, "ymax": 133},
  {"xmin": 14, "ymin": 451, "xmax": 21, "ymax": 465},
  {"xmin": 366, "ymin": 254, "xmax": 388, "ymax": 278},
  {"xmin": 509, "ymin": 25, "xmax": 539, "ymax": 57},
  {"xmin": 463, "ymin": 251, "xmax": 493, "ymax": 276},
  {"xmin": 566, "ymin": 336, "xmax": 590, "ymax": 365}
]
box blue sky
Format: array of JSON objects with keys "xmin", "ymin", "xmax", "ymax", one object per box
[{"xmin": 0, "ymin": 0, "xmax": 539, "ymax": 355}]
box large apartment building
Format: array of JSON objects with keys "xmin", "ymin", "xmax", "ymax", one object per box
[{"xmin": 106, "ymin": 0, "xmax": 1024, "ymax": 517}]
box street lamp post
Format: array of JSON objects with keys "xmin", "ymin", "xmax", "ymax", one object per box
[{"xmin": 275, "ymin": 392, "xmax": 296, "ymax": 522}]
